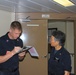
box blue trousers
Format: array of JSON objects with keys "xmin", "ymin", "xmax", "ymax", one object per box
[{"xmin": 0, "ymin": 70, "xmax": 20, "ymax": 75}]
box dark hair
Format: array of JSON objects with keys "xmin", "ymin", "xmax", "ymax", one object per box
[
  {"xmin": 51, "ymin": 30, "xmax": 66, "ymax": 46},
  {"xmin": 10, "ymin": 21, "xmax": 22, "ymax": 32}
]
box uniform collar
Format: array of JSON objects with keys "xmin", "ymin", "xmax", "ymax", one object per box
[
  {"xmin": 5, "ymin": 32, "xmax": 19, "ymax": 41},
  {"xmin": 54, "ymin": 46, "xmax": 64, "ymax": 56}
]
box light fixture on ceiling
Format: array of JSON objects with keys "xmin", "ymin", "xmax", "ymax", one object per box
[{"xmin": 53, "ymin": 0, "xmax": 74, "ymax": 7}]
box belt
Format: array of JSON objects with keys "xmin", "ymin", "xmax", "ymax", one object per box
[
  {"xmin": 50, "ymin": 73, "xmax": 56, "ymax": 75},
  {"xmin": 50, "ymin": 73, "xmax": 64, "ymax": 75},
  {"xmin": 0, "ymin": 67, "xmax": 18, "ymax": 72}
]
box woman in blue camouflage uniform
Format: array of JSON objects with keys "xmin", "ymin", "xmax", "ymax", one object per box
[{"xmin": 48, "ymin": 30, "xmax": 71, "ymax": 75}]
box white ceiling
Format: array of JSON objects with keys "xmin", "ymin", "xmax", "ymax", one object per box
[{"xmin": 0, "ymin": 0, "xmax": 76, "ymax": 13}]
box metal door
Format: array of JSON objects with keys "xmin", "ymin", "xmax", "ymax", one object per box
[{"xmin": 19, "ymin": 20, "xmax": 48, "ymax": 75}]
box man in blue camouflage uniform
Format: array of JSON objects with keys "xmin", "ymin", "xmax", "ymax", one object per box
[{"xmin": 0, "ymin": 21, "xmax": 26, "ymax": 75}]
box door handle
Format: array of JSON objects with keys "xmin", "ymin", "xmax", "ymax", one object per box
[
  {"xmin": 43, "ymin": 55, "xmax": 47, "ymax": 58},
  {"xmin": 42, "ymin": 55, "xmax": 48, "ymax": 58}
]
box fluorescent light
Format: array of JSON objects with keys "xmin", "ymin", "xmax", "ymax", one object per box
[{"xmin": 53, "ymin": 0, "xmax": 74, "ymax": 7}]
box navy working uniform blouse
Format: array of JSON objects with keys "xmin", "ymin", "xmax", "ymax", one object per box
[
  {"xmin": 48, "ymin": 47, "xmax": 71, "ymax": 75},
  {"xmin": 0, "ymin": 32, "xmax": 23, "ymax": 70}
]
